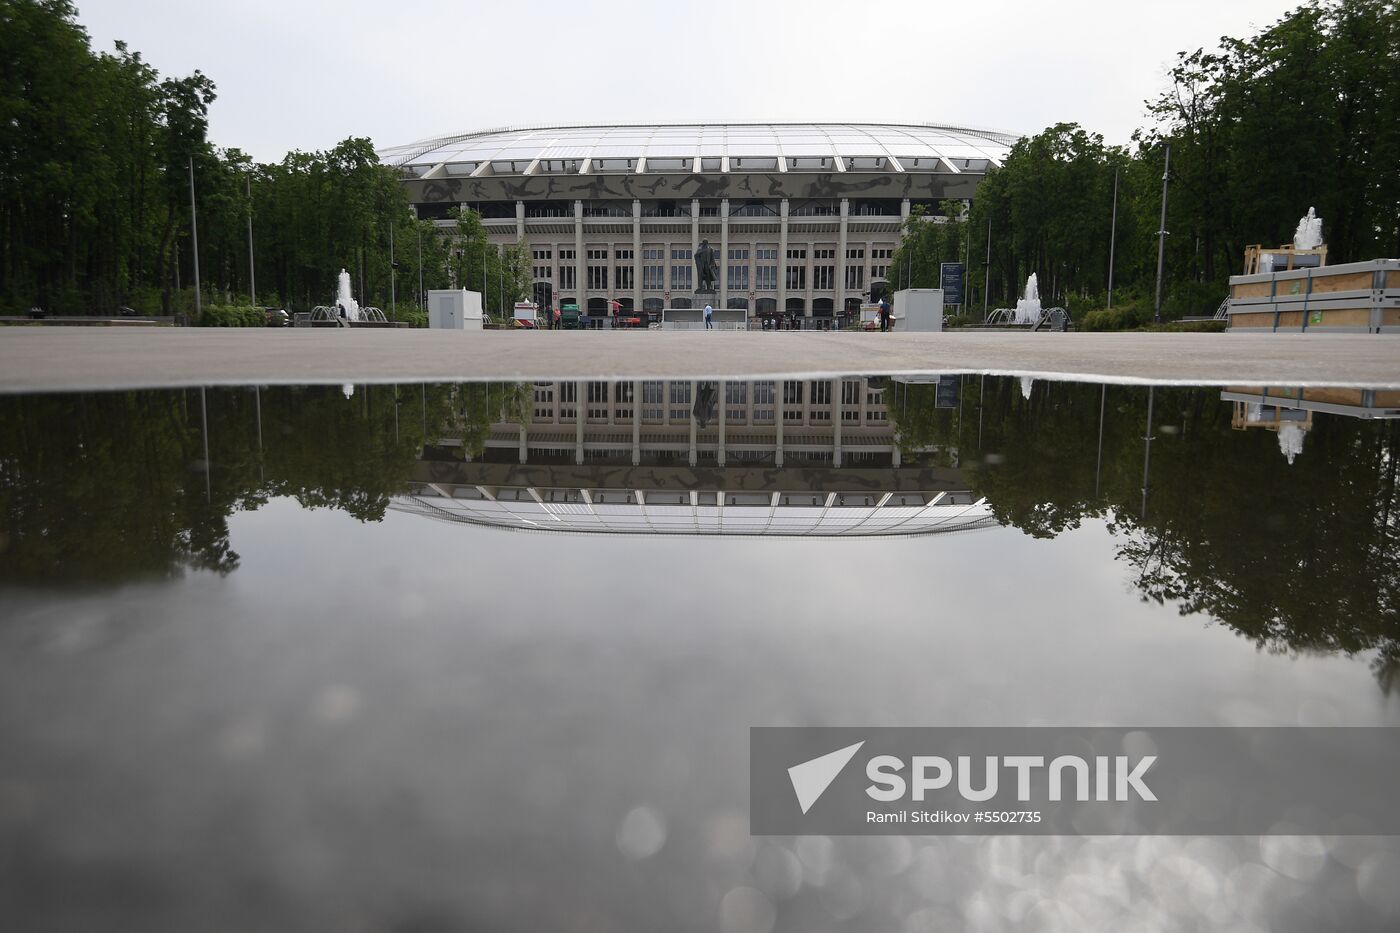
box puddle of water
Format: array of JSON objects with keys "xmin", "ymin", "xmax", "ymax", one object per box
[{"xmin": 1, "ymin": 376, "xmax": 1397, "ymax": 930}]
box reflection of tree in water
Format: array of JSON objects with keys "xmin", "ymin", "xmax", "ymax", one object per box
[
  {"xmin": 0, "ymin": 391, "xmax": 244, "ymax": 585},
  {"xmin": 0, "ymin": 384, "xmax": 477, "ymax": 585},
  {"xmin": 896, "ymin": 378, "xmax": 1400, "ymax": 691},
  {"xmin": 454, "ymin": 382, "xmax": 529, "ymax": 459}
]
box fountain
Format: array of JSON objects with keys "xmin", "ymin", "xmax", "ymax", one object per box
[
  {"xmin": 1012, "ymin": 274, "xmax": 1042, "ymax": 325},
  {"xmin": 302, "ymin": 271, "xmax": 388, "ymax": 327},
  {"xmin": 1293, "ymin": 207, "xmax": 1324, "ymax": 251},
  {"xmin": 335, "ymin": 269, "xmax": 361, "ymax": 322},
  {"xmin": 1277, "ymin": 422, "xmax": 1306, "ymax": 464}
]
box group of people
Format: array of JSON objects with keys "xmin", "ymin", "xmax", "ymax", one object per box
[{"xmin": 540, "ymin": 299, "xmax": 891, "ymax": 330}]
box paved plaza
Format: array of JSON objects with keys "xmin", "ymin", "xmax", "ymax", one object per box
[{"xmin": 1, "ymin": 329, "xmax": 1397, "ymax": 391}]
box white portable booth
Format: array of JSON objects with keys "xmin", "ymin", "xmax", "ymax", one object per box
[{"xmin": 428, "ymin": 289, "xmax": 484, "ymax": 330}]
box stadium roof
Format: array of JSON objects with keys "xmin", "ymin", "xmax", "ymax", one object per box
[
  {"xmin": 390, "ymin": 486, "xmax": 998, "ymax": 538},
  {"xmin": 379, "ymin": 122, "xmax": 1019, "ymax": 177}
]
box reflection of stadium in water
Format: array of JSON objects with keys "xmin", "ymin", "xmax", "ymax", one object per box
[{"xmin": 391, "ymin": 377, "xmax": 990, "ymax": 536}]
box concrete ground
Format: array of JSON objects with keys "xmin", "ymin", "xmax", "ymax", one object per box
[{"xmin": 1, "ymin": 328, "xmax": 1397, "ymax": 392}]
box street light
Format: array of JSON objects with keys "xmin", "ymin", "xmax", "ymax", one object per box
[
  {"xmin": 188, "ymin": 155, "xmax": 201, "ymax": 319},
  {"xmin": 245, "ymin": 170, "xmax": 256, "ymax": 307},
  {"xmin": 1107, "ymin": 165, "xmax": 1118, "ymax": 309},
  {"xmin": 415, "ymin": 208, "xmax": 424, "ymax": 309},
  {"xmin": 1153, "ymin": 143, "xmax": 1172, "ymax": 324}
]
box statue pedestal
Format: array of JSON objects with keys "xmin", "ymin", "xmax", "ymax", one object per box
[{"xmin": 690, "ymin": 290, "xmax": 747, "ymax": 327}]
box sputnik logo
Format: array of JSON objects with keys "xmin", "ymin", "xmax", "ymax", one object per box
[{"xmin": 787, "ymin": 741, "xmax": 865, "ymax": 814}]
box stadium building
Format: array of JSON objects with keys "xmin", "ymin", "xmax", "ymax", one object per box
[{"xmin": 378, "ymin": 123, "xmax": 1016, "ymax": 323}]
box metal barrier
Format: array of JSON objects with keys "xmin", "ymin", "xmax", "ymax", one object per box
[{"xmin": 659, "ymin": 321, "xmax": 749, "ymax": 331}]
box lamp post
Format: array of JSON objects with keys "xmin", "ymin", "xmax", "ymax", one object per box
[
  {"xmin": 1107, "ymin": 166, "xmax": 1118, "ymax": 309},
  {"xmin": 245, "ymin": 171, "xmax": 256, "ymax": 307},
  {"xmin": 1153, "ymin": 143, "xmax": 1171, "ymax": 324},
  {"xmin": 416, "ymin": 211, "xmax": 424, "ymax": 309},
  {"xmin": 982, "ymin": 217, "xmax": 992, "ymax": 320},
  {"xmin": 188, "ymin": 156, "xmax": 202, "ymax": 319}
]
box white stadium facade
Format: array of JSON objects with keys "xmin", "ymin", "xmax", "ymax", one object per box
[{"xmin": 378, "ymin": 122, "xmax": 1017, "ymax": 323}]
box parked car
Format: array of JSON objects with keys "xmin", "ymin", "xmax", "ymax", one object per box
[{"xmin": 265, "ymin": 308, "xmax": 290, "ymax": 327}]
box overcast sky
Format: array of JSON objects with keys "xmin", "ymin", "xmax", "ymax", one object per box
[{"xmin": 78, "ymin": 0, "xmax": 1302, "ymax": 163}]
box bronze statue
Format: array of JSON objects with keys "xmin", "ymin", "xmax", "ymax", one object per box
[{"xmin": 694, "ymin": 239, "xmax": 719, "ymax": 292}]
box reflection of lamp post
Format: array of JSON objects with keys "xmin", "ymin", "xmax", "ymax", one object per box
[
  {"xmin": 1095, "ymin": 383, "xmax": 1106, "ymax": 499},
  {"xmin": 199, "ymin": 386, "xmax": 210, "ymax": 502},
  {"xmin": 1140, "ymin": 386, "xmax": 1156, "ymax": 520}
]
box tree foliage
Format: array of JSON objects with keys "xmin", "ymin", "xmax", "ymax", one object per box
[
  {"xmin": 0, "ymin": 0, "xmax": 456, "ymax": 317},
  {"xmin": 450, "ymin": 209, "xmax": 530, "ymax": 316},
  {"xmin": 899, "ymin": 0, "xmax": 1400, "ymax": 321}
]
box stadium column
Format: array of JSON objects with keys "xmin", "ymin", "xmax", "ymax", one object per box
[
  {"xmin": 575, "ymin": 380, "xmax": 585, "ymax": 465},
  {"xmin": 775, "ymin": 394, "xmax": 784, "ymax": 468},
  {"xmin": 574, "ymin": 200, "xmax": 585, "ymax": 310},
  {"xmin": 778, "ymin": 199, "xmax": 789, "ymax": 317},
  {"xmin": 689, "ymin": 379, "xmax": 698, "ymax": 467},
  {"xmin": 515, "ymin": 200, "xmax": 525, "ymax": 242},
  {"xmin": 717, "ymin": 379, "xmax": 727, "ymax": 467},
  {"xmin": 901, "ymin": 198, "xmax": 911, "ymax": 222},
  {"xmin": 836, "ymin": 198, "xmax": 849, "ymax": 317},
  {"xmin": 632, "ymin": 199, "xmax": 642, "ymax": 311},
  {"xmin": 805, "ymin": 239, "xmax": 814, "ymax": 319},
  {"xmin": 833, "ymin": 380, "xmax": 842, "ymax": 468},
  {"xmin": 719, "ymin": 198, "xmax": 729, "ymax": 313},
  {"xmin": 632, "ymin": 380, "xmax": 641, "ymax": 466},
  {"xmin": 691, "ymin": 199, "xmax": 700, "ymax": 290}
]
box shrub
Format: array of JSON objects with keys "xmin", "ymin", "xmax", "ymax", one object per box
[
  {"xmin": 1163, "ymin": 280, "xmax": 1228, "ymax": 320},
  {"xmin": 1142, "ymin": 320, "xmax": 1227, "ymax": 333},
  {"xmin": 1080, "ymin": 300, "xmax": 1153, "ymax": 331},
  {"xmin": 199, "ymin": 304, "xmax": 264, "ymax": 327},
  {"xmin": 390, "ymin": 307, "xmax": 427, "ymax": 328}
]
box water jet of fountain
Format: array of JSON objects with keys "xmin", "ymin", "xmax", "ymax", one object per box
[
  {"xmin": 1278, "ymin": 423, "xmax": 1306, "ymax": 464},
  {"xmin": 1293, "ymin": 208, "xmax": 1324, "ymax": 251},
  {"xmin": 336, "ymin": 269, "xmax": 361, "ymax": 322},
  {"xmin": 1013, "ymin": 274, "xmax": 1042, "ymax": 325}
]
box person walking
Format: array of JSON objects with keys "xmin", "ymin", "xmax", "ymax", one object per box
[
  {"xmin": 878, "ymin": 295, "xmax": 891, "ymax": 332},
  {"xmin": 704, "ymin": 303, "xmax": 714, "ymax": 330}
]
